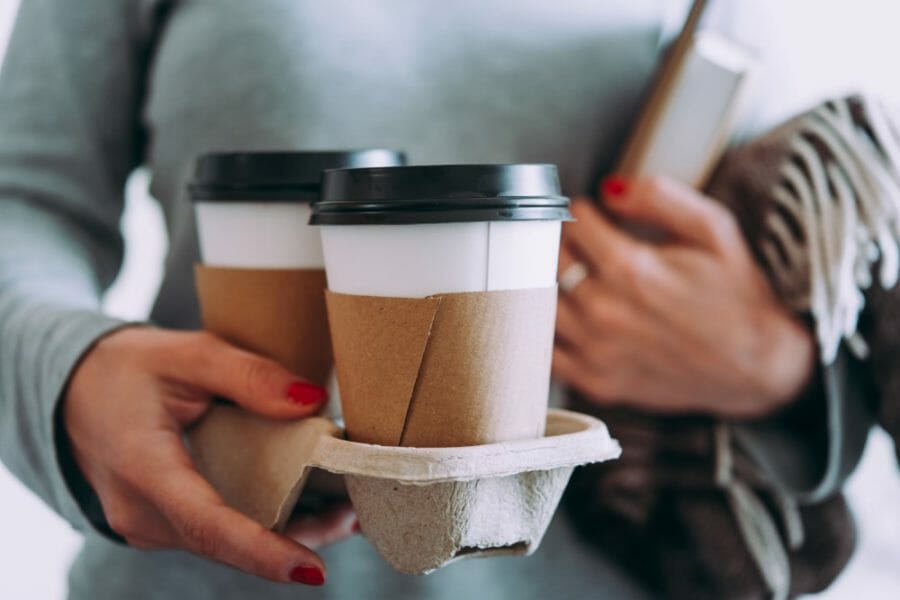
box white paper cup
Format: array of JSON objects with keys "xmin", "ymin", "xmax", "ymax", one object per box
[
  {"xmin": 313, "ymin": 164, "xmax": 570, "ymax": 296},
  {"xmin": 189, "ymin": 150, "xmax": 405, "ymax": 268}
]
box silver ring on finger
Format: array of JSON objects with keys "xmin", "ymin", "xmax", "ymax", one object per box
[{"xmin": 559, "ymin": 261, "xmax": 590, "ymax": 294}]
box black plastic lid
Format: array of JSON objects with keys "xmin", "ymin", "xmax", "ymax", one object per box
[
  {"xmin": 188, "ymin": 150, "xmax": 406, "ymax": 201},
  {"xmin": 311, "ymin": 164, "xmax": 570, "ymax": 224}
]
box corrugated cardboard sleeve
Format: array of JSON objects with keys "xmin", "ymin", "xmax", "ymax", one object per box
[
  {"xmin": 325, "ymin": 286, "xmax": 557, "ymax": 447},
  {"xmin": 193, "ymin": 266, "xmax": 332, "ymax": 385}
]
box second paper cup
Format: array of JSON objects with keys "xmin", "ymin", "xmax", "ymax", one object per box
[{"xmin": 189, "ymin": 149, "xmax": 405, "ymax": 384}]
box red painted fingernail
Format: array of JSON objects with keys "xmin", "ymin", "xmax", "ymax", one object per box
[
  {"xmin": 602, "ymin": 175, "xmax": 629, "ymax": 200},
  {"xmin": 287, "ymin": 382, "xmax": 328, "ymax": 406},
  {"xmin": 290, "ymin": 565, "xmax": 325, "ymax": 586},
  {"xmin": 352, "ymin": 519, "xmax": 361, "ymax": 533}
]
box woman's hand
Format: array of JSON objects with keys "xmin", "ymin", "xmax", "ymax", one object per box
[
  {"xmin": 553, "ymin": 176, "xmax": 815, "ymax": 419},
  {"xmin": 64, "ymin": 327, "xmax": 352, "ymax": 586}
]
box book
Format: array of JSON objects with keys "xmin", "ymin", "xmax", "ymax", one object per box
[{"xmin": 616, "ymin": 29, "xmax": 756, "ymax": 188}]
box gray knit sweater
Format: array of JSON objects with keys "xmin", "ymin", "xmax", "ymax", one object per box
[{"xmin": 0, "ymin": 1, "xmax": 859, "ymax": 598}]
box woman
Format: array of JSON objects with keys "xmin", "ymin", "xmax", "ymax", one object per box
[{"xmin": 0, "ymin": 0, "xmax": 867, "ymax": 598}]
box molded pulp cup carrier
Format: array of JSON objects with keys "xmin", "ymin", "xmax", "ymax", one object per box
[{"xmin": 188, "ymin": 161, "xmax": 620, "ymax": 575}]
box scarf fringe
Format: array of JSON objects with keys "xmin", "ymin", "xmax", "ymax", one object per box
[{"xmin": 766, "ymin": 95, "xmax": 900, "ymax": 364}]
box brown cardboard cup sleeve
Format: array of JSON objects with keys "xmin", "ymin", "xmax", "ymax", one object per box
[
  {"xmin": 192, "ymin": 265, "xmax": 332, "ymax": 384},
  {"xmin": 325, "ymin": 286, "xmax": 558, "ymax": 447}
]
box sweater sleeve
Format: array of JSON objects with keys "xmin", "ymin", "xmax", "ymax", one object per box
[{"xmin": 0, "ymin": 0, "xmax": 156, "ymax": 535}]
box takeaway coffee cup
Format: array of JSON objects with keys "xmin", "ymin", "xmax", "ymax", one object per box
[
  {"xmin": 187, "ymin": 150, "xmax": 405, "ymax": 384},
  {"xmin": 188, "ymin": 149, "xmax": 406, "ymax": 380},
  {"xmin": 190, "ymin": 150, "xmax": 405, "ymax": 268},
  {"xmin": 311, "ymin": 164, "xmax": 571, "ymax": 447}
]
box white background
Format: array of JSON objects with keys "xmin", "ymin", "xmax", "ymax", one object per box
[{"xmin": 1, "ymin": 0, "xmax": 899, "ymax": 598}]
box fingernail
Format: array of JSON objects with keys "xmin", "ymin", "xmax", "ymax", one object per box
[
  {"xmin": 601, "ymin": 175, "xmax": 629, "ymax": 200},
  {"xmin": 352, "ymin": 519, "xmax": 362, "ymax": 533},
  {"xmin": 287, "ymin": 382, "xmax": 328, "ymax": 406},
  {"xmin": 290, "ymin": 565, "xmax": 325, "ymax": 586}
]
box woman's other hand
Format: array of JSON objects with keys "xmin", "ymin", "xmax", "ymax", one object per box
[
  {"xmin": 553, "ymin": 176, "xmax": 815, "ymax": 419},
  {"xmin": 64, "ymin": 327, "xmax": 352, "ymax": 586}
]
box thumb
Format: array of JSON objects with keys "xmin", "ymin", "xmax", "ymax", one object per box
[
  {"xmin": 600, "ymin": 175, "xmax": 739, "ymax": 253},
  {"xmin": 168, "ymin": 332, "xmax": 329, "ymax": 419}
]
